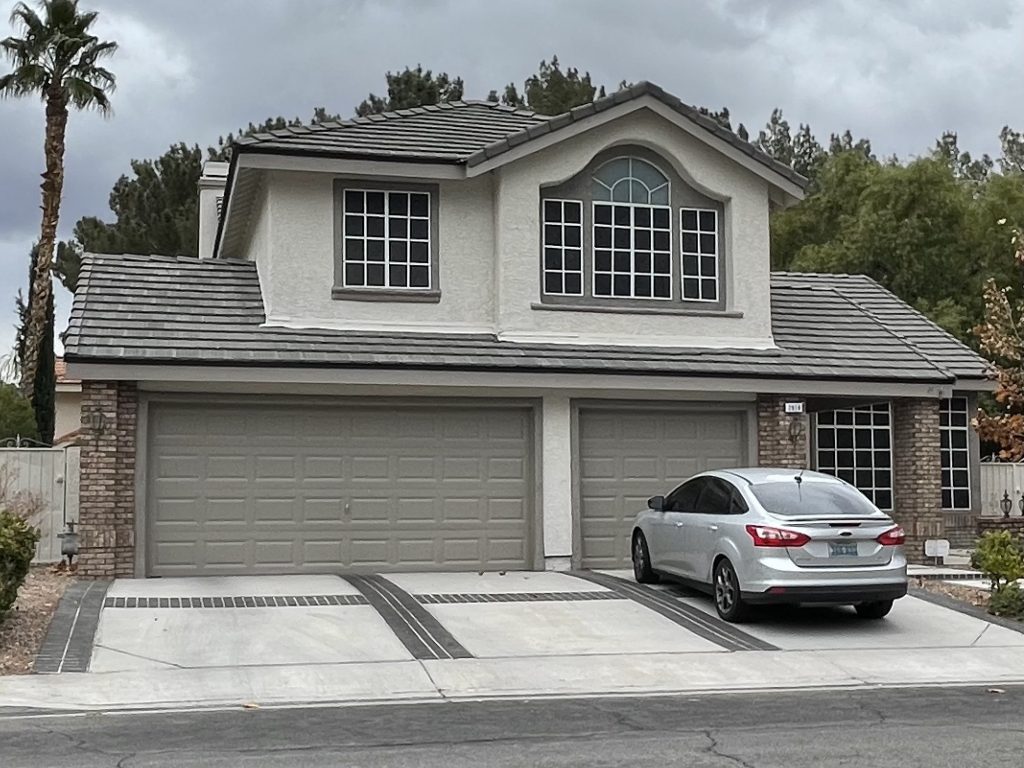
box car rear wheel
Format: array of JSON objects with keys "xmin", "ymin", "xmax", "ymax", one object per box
[
  {"xmin": 855, "ymin": 599, "xmax": 893, "ymax": 620},
  {"xmin": 713, "ymin": 558, "xmax": 749, "ymax": 623},
  {"xmin": 632, "ymin": 532, "xmax": 659, "ymax": 584}
]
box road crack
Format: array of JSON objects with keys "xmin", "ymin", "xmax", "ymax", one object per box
[{"xmin": 703, "ymin": 729, "xmax": 757, "ymax": 768}]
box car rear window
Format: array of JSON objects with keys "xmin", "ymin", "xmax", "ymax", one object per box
[{"xmin": 749, "ymin": 480, "xmax": 880, "ymax": 517}]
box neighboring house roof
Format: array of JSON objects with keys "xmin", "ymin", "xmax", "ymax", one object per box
[
  {"xmin": 63, "ymin": 254, "xmax": 988, "ymax": 386},
  {"xmin": 234, "ymin": 82, "xmax": 807, "ymax": 190},
  {"xmin": 54, "ymin": 356, "xmax": 81, "ymax": 387}
]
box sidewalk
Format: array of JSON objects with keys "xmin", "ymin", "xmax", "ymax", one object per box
[{"xmin": 3, "ymin": 644, "xmax": 1024, "ymax": 713}]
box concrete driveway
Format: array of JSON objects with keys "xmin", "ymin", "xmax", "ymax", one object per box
[
  {"xmin": 85, "ymin": 570, "xmax": 1024, "ymax": 671},
  {"xmin": 5, "ymin": 569, "xmax": 1024, "ymax": 712}
]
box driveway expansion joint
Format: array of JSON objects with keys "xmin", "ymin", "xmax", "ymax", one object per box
[
  {"xmin": 344, "ymin": 575, "xmax": 474, "ymax": 661},
  {"xmin": 569, "ymin": 571, "xmax": 778, "ymax": 652},
  {"xmin": 33, "ymin": 580, "xmax": 111, "ymax": 675}
]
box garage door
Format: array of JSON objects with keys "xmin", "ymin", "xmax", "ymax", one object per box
[
  {"xmin": 579, "ymin": 408, "xmax": 748, "ymax": 569},
  {"xmin": 147, "ymin": 402, "xmax": 533, "ymax": 575}
]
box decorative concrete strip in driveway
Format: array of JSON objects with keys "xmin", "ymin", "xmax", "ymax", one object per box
[
  {"xmin": 33, "ymin": 580, "xmax": 111, "ymax": 674},
  {"xmin": 345, "ymin": 575, "xmax": 473, "ymax": 661},
  {"xmin": 102, "ymin": 594, "xmax": 368, "ymax": 609},
  {"xmin": 571, "ymin": 571, "xmax": 779, "ymax": 652},
  {"xmin": 416, "ymin": 591, "xmax": 622, "ymax": 604}
]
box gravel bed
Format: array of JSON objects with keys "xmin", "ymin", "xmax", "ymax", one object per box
[{"xmin": 913, "ymin": 577, "xmax": 990, "ymax": 610}]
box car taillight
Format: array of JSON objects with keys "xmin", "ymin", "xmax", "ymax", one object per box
[
  {"xmin": 876, "ymin": 526, "xmax": 906, "ymax": 546},
  {"xmin": 745, "ymin": 524, "xmax": 811, "ymax": 548}
]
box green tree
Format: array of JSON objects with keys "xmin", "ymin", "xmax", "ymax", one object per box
[
  {"xmin": 501, "ymin": 56, "xmax": 605, "ymax": 115},
  {"xmin": 791, "ymin": 123, "xmax": 826, "ymax": 183},
  {"xmin": 356, "ymin": 65, "xmax": 463, "ymax": 117},
  {"xmin": 0, "ymin": 383, "xmax": 39, "ymax": 444},
  {"xmin": 74, "ymin": 142, "xmax": 203, "ymax": 256},
  {"xmin": 933, "ymin": 131, "xmax": 992, "ymax": 183},
  {"xmin": 14, "ymin": 246, "xmax": 54, "ymax": 443},
  {"xmin": 999, "ymin": 125, "xmax": 1024, "ymax": 175},
  {"xmin": 757, "ymin": 108, "xmax": 794, "ymax": 167},
  {"xmin": 778, "ymin": 156, "xmax": 977, "ymax": 338},
  {"xmin": 0, "ymin": 0, "xmax": 116, "ymax": 400}
]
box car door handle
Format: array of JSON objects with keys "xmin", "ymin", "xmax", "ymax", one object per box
[
  {"xmin": 675, "ymin": 522, "xmax": 684, "ymax": 528},
  {"xmin": 707, "ymin": 525, "xmax": 718, "ymax": 531}
]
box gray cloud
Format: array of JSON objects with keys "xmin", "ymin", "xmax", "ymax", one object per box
[{"xmin": 2, "ymin": 0, "xmax": 1022, "ymax": 367}]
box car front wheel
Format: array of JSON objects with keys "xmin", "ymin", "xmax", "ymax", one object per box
[
  {"xmin": 632, "ymin": 532, "xmax": 659, "ymax": 584},
  {"xmin": 855, "ymin": 600, "xmax": 893, "ymax": 620},
  {"xmin": 713, "ymin": 558, "xmax": 749, "ymax": 623}
]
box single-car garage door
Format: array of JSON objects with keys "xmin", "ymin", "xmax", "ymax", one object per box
[
  {"xmin": 579, "ymin": 408, "xmax": 748, "ymax": 569},
  {"xmin": 147, "ymin": 402, "xmax": 533, "ymax": 576}
]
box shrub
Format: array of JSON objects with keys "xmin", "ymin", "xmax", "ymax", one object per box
[
  {"xmin": 0, "ymin": 510, "xmax": 40, "ymax": 622},
  {"xmin": 972, "ymin": 530, "xmax": 1024, "ymax": 592},
  {"xmin": 989, "ymin": 582, "xmax": 1024, "ymax": 619}
]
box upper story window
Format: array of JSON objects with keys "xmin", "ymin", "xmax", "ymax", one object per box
[
  {"xmin": 540, "ymin": 147, "xmax": 725, "ymax": 310},
  {"xmin": 333, "ymin": 181, "xmax": 440, "ymax": 302}
]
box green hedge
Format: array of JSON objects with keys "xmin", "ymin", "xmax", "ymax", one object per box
[{"xmin": 0, "ymin": 510, "xmax": 40, "ymax": 622}]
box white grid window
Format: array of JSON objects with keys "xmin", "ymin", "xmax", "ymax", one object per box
[
  {"xmin": 342, "ymin": 190, "xmax": 431, "ymax": 290},
  {"xmin": 815, "ymin": 403, "xmax": 893, "ymax": 510},
  {"xmin": 593, "ymin": 202, "xmax": 672, "ymax": 299},
  {"xmin": 542, "ymin": 200, "xmax": 584, "ymax": 296},
  {"xmin": 941, "ymin": 397, "xmax": 971, "ymax": 509},
  {"xmin": 681, "ymin": 208, "xmax": 719, "ymax": 302}
]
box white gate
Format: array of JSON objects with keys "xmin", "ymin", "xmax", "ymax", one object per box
[
  {"xmin": 0, "ymin": 447, "xmax": 80, "ymax": 563},
  {"xmin": 979, "ymin": 461, "xmax": 1024, "ymax": 518}
]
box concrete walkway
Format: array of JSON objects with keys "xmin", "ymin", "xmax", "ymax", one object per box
[{"xmin": 3, "ymin": 571, "xmax": 1023, "ymax": 712}]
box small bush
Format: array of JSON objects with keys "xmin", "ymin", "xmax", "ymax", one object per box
[
  {"xmin": 972, "ymin": 530, "xmax": 1024, "ymax": 591},
  {"xmin": 0, "ymin": 383, "xmax": 38, "ymax": 444},
  {"xmin": 989, "ymin": 582, "xmax": 1024, "ymax": 619},
  {"xmin": 0, "ymin": 510, "xmax": 40, "ymax": 622}
]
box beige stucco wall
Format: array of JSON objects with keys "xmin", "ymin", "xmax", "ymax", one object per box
[
  {"xmin": 247, "ymin": 106, "xmax": 775, "ymax": 347},
  {"xmin": 257, "ymin": 170, "xmax": 496, "ymax": 333},
  {"xmin": 54, "ymin": 388, "xmax": 81, "ymax": 443}
]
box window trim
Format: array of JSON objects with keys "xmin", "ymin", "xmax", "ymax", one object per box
[
  {"xmin": 940, "ymin": 396, "xmax": 972, "ymax": 510},
  {"xmin": 537, "ymin": 145, "xmax": 727, "ymax": 312},
  {"xmin": 332, "ymin": 179, "xmax": 441, "ymax": 302}
]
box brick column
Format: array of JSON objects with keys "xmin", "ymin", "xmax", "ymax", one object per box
[
  {"xmin": 78, "ymin": 381, "xmax": 138, "ymax": 578},
  {"xmin": 892, "ymin": 397, "xmax": 942, "ymax": 564},
  {"xmin": 756, "ymin": 395, "xmax": 809, "ymax": 468}
]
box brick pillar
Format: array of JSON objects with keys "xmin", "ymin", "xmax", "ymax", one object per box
[
  {"xmin": 756, "ymin": 395, "xmax": 809, "ymax": 468},
  {"xmin": 892, "ymin": 397, "xmax": 942, "ymax": 564},
  {"xmin": 78, "ymin": 381, "xmax": 138, "ymax": 578}
]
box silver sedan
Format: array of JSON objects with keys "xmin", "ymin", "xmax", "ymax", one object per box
[{"xmin": 630, "ymin": 468, "xmax": 908, "ymax": 622}]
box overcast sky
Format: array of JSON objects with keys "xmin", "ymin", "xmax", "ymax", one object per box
[{"xmin": 1, "ymin": 0, "xmax": 1022, "ymax": 370}]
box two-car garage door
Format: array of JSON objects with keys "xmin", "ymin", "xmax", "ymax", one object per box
[{"xmin": 147, "ymin": 403, "xmax": 533, "ymax": 576}]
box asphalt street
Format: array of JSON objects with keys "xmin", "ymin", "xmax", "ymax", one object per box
[{"xmin": 2, "ymin": 685, "xmax": 1022, "ymax": 767}]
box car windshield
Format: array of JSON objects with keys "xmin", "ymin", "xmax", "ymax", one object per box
[{"xmin": 749, "ymin": 480, "xmax": 881, "ymax": 517}]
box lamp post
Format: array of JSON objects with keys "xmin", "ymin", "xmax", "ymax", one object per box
[{"xmin": 1000, "ymin": 491, "xmax": 1012, "ymax": 518}]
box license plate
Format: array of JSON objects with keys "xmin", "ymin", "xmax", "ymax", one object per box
[{"xmin": 829, "ymin": 542, "xmax": 859, "ymax": 557}]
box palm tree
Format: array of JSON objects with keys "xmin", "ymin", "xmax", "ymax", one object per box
[{"xmin": 0, "ymin": 0, "xmax": 116, "ymax": 398}]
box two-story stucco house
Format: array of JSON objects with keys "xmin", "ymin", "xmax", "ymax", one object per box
[{"xmin": 64, "ymin": 82, "xmax": 988, "ymax": 578}]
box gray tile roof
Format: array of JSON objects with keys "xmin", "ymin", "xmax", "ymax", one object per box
[
  {"xmin": 235, "ymin": 82, "xmax": 807, "ymax": 190},
  {"xmin": 772, "ymin": 272, "xmax": 988, "ymax": 381},
  {"xmin": 63, "ymin": 254, "xmax": 987, "ymax": 386}
]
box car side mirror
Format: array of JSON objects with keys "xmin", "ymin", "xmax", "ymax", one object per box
[{"xmin": 648, "ymin": 495, "xmax": 665, "ymax": 512}]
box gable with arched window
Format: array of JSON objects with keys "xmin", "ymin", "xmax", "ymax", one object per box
[{"xmin": 540, "ymin": 146, "xmax": 725, "ymax": 309}]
